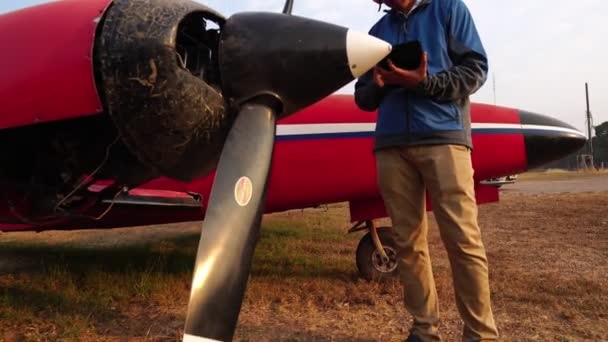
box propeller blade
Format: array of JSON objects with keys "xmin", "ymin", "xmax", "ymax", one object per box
[
  {"xmin": 183, "ymin": 103, "xmax": 276, "ymax": 342},
  {"xmin": 282, "ymin": 0, "xmax": 294, "ymax": 14}
]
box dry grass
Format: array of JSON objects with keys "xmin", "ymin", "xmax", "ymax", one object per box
[{"xmin": 1, "ymin": 193, "xmax": 607, "ymax": 341}]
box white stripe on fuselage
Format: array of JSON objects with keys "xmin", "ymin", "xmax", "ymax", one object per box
[
  {"xmin": 473, "ymin": 123, "xmax": 585, "ymax": 137},
  {"xmin": 276, "ymin": 123, "xmax": 375, "ymax": 136},
  {"xmin": 275, "ymin": 123, "xmax": 586, "ymax": 138}
]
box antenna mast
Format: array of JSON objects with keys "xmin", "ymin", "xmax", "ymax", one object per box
[{"xmin": 585, "ymin": 83, "xmax": 594, "ymax": 156}]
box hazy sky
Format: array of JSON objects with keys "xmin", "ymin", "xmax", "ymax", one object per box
[{"xmin": 2, "ymin": 0, "xmax": 606, "ymax": 133}]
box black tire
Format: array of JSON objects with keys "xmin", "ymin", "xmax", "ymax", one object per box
[{"xmin": 356, "ymin": 227, "xmax": 399, "ymax": 281}]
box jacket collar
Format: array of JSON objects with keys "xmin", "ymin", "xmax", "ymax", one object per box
[{"xmin": 384, "ymin": 0, "xmax": 431, "ymax": 16}]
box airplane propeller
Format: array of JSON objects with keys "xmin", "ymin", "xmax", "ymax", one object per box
[
  {"xmin": 182, "ymin": 11, "xmax": 390, "ymax": 342},
  {"xmin": 95, "ymin": 0, "xmax": 390, "ymax": 340}
]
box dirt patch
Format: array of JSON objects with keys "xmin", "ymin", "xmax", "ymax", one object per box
[{"xmin": 503, "ymin": 172, "xmax": 608, "ymax": 193}]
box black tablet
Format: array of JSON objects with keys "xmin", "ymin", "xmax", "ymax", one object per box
[{"xmin": 378, "ymin": 41, "xmax": 423, "ymax": 70}]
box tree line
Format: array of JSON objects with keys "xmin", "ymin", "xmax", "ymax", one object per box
[{"xmin": 592, "ymin": 121, "xmax": 608, "ymax": 168}]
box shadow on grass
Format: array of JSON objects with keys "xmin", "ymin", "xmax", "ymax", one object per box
[
  {"xmin": 0, "ymin": 232, "xmax": 198, "ymax": 277},
  {"xmin": 0, "ymin": 285, "xmax": 117, "ymax": 320},
  {"xmin": 0, "ymin": 223, "xmax": 360, "ymax": 280}
]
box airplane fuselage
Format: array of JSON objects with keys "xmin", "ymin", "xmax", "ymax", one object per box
[{"xmin": 0, "ymin": 0, "xmax": 586, "ymax": 232}]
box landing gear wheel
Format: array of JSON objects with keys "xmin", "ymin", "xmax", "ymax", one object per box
[{"xmin": 356, "ymin": 227, "xmax": 398, "ymax": 281}]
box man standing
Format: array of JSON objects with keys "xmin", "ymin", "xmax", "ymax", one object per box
[{"xmin": 354, "ymin": 0, "xmax": 498, "ymax": 341}]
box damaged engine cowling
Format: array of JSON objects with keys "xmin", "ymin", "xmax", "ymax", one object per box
[{"xmin": 96, "ymin": 0, "xmax": 230, "ymax": 182}]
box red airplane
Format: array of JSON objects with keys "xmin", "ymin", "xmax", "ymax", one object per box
[{"xmin": 0, "ymin": 0, "xmax": 586, "ymax": 341}]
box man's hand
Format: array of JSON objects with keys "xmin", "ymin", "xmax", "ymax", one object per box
[
  {"xmin": 376, "ymin": 52, "xmax": 428, "ymax": 89},
  {"xmin": 373, "ymin": 67, "xmax": 385, "ymax": 88}
]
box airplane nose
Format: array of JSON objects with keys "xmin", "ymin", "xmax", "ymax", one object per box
[{"xmin": 520, "ymin": 110, "xmax": 588, "ymax": 170}]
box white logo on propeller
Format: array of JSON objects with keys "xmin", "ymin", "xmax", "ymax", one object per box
[{"xmin": 234, "ymin": 177, "xmax": 253, "ymax": 207}]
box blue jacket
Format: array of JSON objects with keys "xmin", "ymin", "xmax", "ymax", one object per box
[{"xmin": 354, "ymin": 0, "xmax": 488, "ymax": 150}]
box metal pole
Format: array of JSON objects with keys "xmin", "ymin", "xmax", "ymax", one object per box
[{"xmin": 586, "ymin": 83, "xmax": 594, "ymax": 157}]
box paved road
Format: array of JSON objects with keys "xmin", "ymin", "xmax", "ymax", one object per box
[{"xmin": 501, "ymin": 174, "xmax": 608, "ymax": 194}]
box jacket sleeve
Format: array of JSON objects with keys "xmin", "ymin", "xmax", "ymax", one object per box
[
  {"xmin": 354, "ymin": 69, "xmax": 387, "ymax": 112},
  {"xmin": 354, "ymin": 24, "xmax": 388, "ymax": 112},
  {"xmin": 416, "ymin": 0, "xmax": 488, "ymax": 101}
]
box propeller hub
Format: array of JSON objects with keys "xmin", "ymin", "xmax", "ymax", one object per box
[{"xmin": 218, "ymin": 13, "xmax": 391, "ymax": 117}]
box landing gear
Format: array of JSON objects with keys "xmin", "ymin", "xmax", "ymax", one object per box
[{"xmin": 351, "ymin": 221, "xmax": 398, "ymax": 281}]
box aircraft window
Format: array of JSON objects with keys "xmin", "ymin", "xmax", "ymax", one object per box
[{"xmin": 176, "ymin": 13, "xmax": 222, "ymax": 88}]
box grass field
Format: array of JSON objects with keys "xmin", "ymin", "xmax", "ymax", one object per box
[{"xmin": 1, "ymin": 191, "xmax": 607, "ymax": 341}]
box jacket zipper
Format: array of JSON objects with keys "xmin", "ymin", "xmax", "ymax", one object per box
[
  {"xmin": 400, "ymin": 4, "xmax": 425, "ymax": 142},
  {"xmin": 399, "ymin": 12, "xmax": 411, "ymax": 141}
]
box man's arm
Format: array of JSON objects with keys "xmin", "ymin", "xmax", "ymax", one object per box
[
  {"xmin": 354, "ymin": 69, "xmax": 386, "ymax": 112},
  {"xmin": 416, "ymin": 0, "xmax": 488, "ymax": 101},
  {"xmin": 354, "ymin": 22, "xmax": 388, "ymax": 112}
]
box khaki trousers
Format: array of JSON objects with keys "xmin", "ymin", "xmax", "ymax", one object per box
[{"xmin": 375, "ymin": 144, "xmax": 498, "ymax": 341}]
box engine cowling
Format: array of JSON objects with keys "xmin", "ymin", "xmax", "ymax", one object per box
[{"xmin": 96, "ymin": 0, "xmax": 229, "ymax": 182}]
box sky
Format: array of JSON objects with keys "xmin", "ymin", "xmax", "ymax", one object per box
[{"xmin": 2, "ymin": 0, "xmax": 606, "ymax": 134}]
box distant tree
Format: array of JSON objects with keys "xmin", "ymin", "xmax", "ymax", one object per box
[
  {"xmin": 597, "ymin": 122, "xmax": 608, "ymax": 138},
  {"xmin": 593, "ymin": 121, "xmax": 608, "ymax": 168}
]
